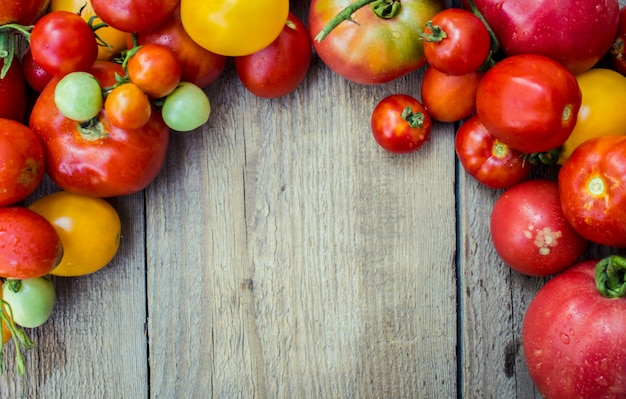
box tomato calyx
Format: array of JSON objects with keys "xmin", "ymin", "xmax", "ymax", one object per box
[
  {"xmin": 401, "ymin": 106, "xmax": 426, "ymax": 128},
  {"xmin": 419, "ymin": 22, "xmax": 447, "ymax": 43},
  {"xmin": 314, "ymin": 0, "xmax": 401, "ymax": 42},
  {"xmin": 595, "ymin": 256, "xmax": 626, "ymax": 298},
  {"xmin": 0, "ymin": 293, "xmax": 35, "ymax": 376},
  {"xmin": 78, "ymin": 117, "xmax": 107, "ymax": 141},
  {"xmin": 522, "ymin": 147, "xmax": 562, "ymax": 166}
]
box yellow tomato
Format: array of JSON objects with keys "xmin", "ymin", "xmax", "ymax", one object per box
[
  {"xmin": 180, "ymin": 0, "xmax": 289, "ymax": 57},
  {"xmin": 50, "ymin": 0, "xmax": 128, "ymax": 61},
  {"xmin": 558, "ymin": 68, "xmax": 626, "ymax": 164},
  {"xmin": 29, "ymin": 191, "xmax": 122, "ymax": 277}
]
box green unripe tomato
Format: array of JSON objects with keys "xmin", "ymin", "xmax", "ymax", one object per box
[{"xmin": 54, "ymin": 71, "xmax": 103, "ymax": 122}]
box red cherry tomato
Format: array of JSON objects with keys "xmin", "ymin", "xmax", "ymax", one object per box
[
  {"xmin": 0, "ymin": 118, "xmax": 45, "ymax": 206},
  {"xmin": 476, "ymin": 54, "xmax": 582, "ymax": 154},
  {"xmin": 370, "ymin": 94, "xmax": 432, "ymax": 154},
  {"xmin": 30, "ymin": 11, "xmax": 98, "ymax": 77},
  {"xmin": 421, "ymin": 7, "xmax": 491, "ymax": 75},
  {"xmin": 420, "ymin": 65, "xmax": 483, "ymax": 122},
  {"xmin": 235, "ymin": 13, "xmax": 312, "ymax": 98},
  {"xmin": 455, "ymin": 114, "xmax": 532, "ymax": 189},
  {"xmin": 0, "ymin": 207, "xmax": 64, "ymax": 279},
  {"xmin": 558, "ymin": 135, "xmax": 626, "ymax": 248},
  {"xmin": 127, "ymin": 43, "xmax": 182, "ymax": 99},
  {"xmin": 20, "ymin": 47, "xmax": 53, "ymax": 93},
  {"xmin": 490, "ymin": 179, "xmax": 587, "ymax": 276},
  {"xmin": 29, "ymin": 61, "xmax": 170, "ymax": 198},
  {"xmin": 523, "ymin": 257, "xmax": 626, "ymax": 399}
]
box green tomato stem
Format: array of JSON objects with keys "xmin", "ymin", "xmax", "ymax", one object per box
[
  {"xmin": 0, "ymin": 298, "xmax": 35, "ymax": 376},
  {"xmin": 419, "ymin": 21, "xmax": 447, "ymax": 42},
  {"xmin": 466, "ymin": 0, "xmax": 500, "ymax": 70},
  {"xmin": 595, "ymin": 255, "xmax": 626, "ymax": 298},
  {"xmin": 401, "ymin": 106, "xmax": 425, "ymax": 128},
  {"xmin": 314, "ymin": 0, "xmax": 401, "ymax": 42}
]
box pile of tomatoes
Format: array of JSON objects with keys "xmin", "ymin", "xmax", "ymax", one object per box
[{"xmin": 1, "ymin": 0, "xmax": 626, "ymax": 395}]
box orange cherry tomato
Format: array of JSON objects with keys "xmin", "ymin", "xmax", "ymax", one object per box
[
  {"xmin": 127, "ymin": 43, "xmax": 182, "ymax": 98},
  {"xmin": 104, "ymin": 82, "xmax": 152, "ymax": 129}
]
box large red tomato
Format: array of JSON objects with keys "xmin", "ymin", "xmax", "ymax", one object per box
[
  {"xmin": 132, "ymin": 6, "xmax": 228, "ymax": 88},
  {"xmin": 91, "ymin": 0, "xmax": 179, "ymax": 33},
  {"xmin": 0, "ymin": 0, "xmax": 49, "ymax": 24},
  {"xmin": 0, "ymin": 207, "xmax": 64, "ymax": 279},
  {"xmin": 475, "ymin": 54, "xmax": 581, "ymax": 154},
  {"xmin": 29, "ymin": 61, "xmax": 170, "ymax": 198},
  {"xmin": 309, "ymin": 0, "xmax": 445, "ymax": 84},
  {"xmin": 466, "ymin": 0, "xmax": 620, "ymax": 74},
  {"xmin": 558, "ymin": 135, "xmax": 626, "ymax": 248},
  {"xmin": 490, "ymin": 179, "xmax": 587, "ymax": 276},
  {"xmin": 522, "ymin": 257, "xmax": 626, "ymax": 399}
]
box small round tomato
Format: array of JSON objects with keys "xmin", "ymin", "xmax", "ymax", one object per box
[
  {"xmin": 420, "ymin": 7, "xmax": 491, "ymax": 75},
  {"xmin": 455, "ymin": 114, "xmax": 532, "ymax": 189},
  {"xmin": 180, "ymin": 0, "xmax": 289, "ymax": 57},
  {"xmin": 490, "ymin": 179, "xmax": 587, "ymax": 276},
  {"xmin": 558, "ymin": 68, "xmax": 626, "ymax": 164},
  {"xmin": 104, "ymin": 82, "xmax": 152, "ymax": 130},
  {"xmin": 609, "ymin": 6, "xmax": 625, "ymax": 75},
  {"xmin": 50, "ymin": 0, "xmax": 128, "ymax": 61},
  {"xmin": 29, "ymin": 191, "xmax": 121, "ymax": 277},
  {"xmin": 2, "ymin": 277, "xmax": 55, "ymax": 328},
  {"xmin": 0, "ymin": 207, "xmax": 64, "ymax": 279},
  {"xmin": 235, "ymin": 13, "xmax": 312, "ymax": 98},
  {"xmin": 420, "ymin": 66, "xmax": 483, "ymax": 122},
  {"xmin": 132, "ymin": 7, "xmax": 228, "ymax": 89},
  {"xmin": 371, "ymin": 94, "xmax": 432, "ymax": 154},
  {"xmin": 559, "ymin": 135, "xmax": 626, "ymax": 248},
  {"xmin": 0, "ymin": 119, "xmax": 45, "ymax": 206},
  {"xmin": 523, "ymin": 257, "xmax": 626, "ymax": 399},
  {"xmin": 0, "ymin": 56, "xmax": 27, "ymax": 123},
  {"xmin": 91, "ymin": 0, "xmax": 179, "ymax": 33},
  {"xmin": 161, "ymin": 82, "xmax": 211, "ymax": 132},
  {"xmin": 127, "ymin": 43, "xmax": 182, "ymax": 98},
  {"xmin": 476, "ymin": 54, "xmax": 582, "ymax": 154},
  {"xmin": 30, "ymin": 11, "xmax": 99, "ymax": 77},
  {"xmin": 20, "ymin": 47, "xmax": 53, "ymax": 93},
  {"xmin": 54, "ymin": 71, "xmax": 103, "ymax": 122}
]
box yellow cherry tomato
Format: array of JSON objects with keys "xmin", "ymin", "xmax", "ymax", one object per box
[
  {"xmin": 50, "ymin": 0, "xmax": 128, "ymax": 61},
  {"xmin": 558, "ymin": 68, "xmax": 626, "ymax": 164},
  {"xmin": 180, "ymin": 0, "xmax": 289, "ymax": 57},
  {"xmin": 28, "ymin": 191, "xmax": 121, "ymax": 277}
]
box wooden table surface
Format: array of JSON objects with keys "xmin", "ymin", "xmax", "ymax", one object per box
[{"xmin": 2, "ymin": 1, "xmax": 625, "ymax": 398}]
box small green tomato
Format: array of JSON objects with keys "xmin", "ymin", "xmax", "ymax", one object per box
[
  {"xmin": 161, "ymin": 82, "xmax": 211, "ymax": 132},
  {"xmin": 54, "ymin": 71, "xmax": 103, "ymax": 122}
]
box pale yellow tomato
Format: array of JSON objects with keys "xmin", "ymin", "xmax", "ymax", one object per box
[
  {"xmin": 29, "ymin": 191, "xmax": 121, "ymax": 277},
  {"xmin": 558, "ymin": 68, "xmax": 626, "ymax": 164},
  {"xmin": 51, "ymin": 0, "xmax": 128, "ymax": 61}
]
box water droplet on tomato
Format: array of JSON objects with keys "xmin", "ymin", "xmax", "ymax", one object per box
[{"xmin": 560, "ymin": 332, "xmax": 570, "ymax": 344}]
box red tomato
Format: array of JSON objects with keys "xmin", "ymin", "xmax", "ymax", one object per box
[
  {"xmin": 0, "ymin": 57, "xmax": 27, "ymax": 123},
  {"xmin": 490, "ymin": 179, "xmax": 587, "ymax": 276},
  {"xmin": 309, "ymin": 0, "xmax": 445, "ymax": 84},
  {"xmin": 371, "ymin": 94, "xmax": 432, "ymax": 154},
  {"xmin": 29, "ymin": 61, "xmax": 170, "ymax": 198},
  {"xmin": 420, "ymin": 66, "xmax": 483, "ymax": 122},
  {"xmin": 132, "ymin": 7, "xmax": 228, "ymax": 89},
  {"xmin": 475, "ymin": 54, "xmax": 581, "ymax": 154},
  {"xmin": 104, "ymin": 82, "xmax": 152, "ymax": 129},
  {"xmin": 610, "ymin": 6, "xmax": 626, "ymax": 75},
  {"xmin": 127, "ymin": 43, "xmax": 181, "ymax": 99},
  {"xmin": 0, "ymin": 119, "xmax": 45, "ymax": 206},
  {"xmin": 20, "ymin": 47, "xmax": 53, "ymax": 93},
  {"xmin": 30, "ymin": 11, "xmax": 98, "ymax": 77},
  {"xmin": 522, "ymin": 257, "xmax": 626, "ymax": 399},
  {"xmin": 455, "ymin": 114, "xmax": 532, "ymax": 189},
  {"xmin": 91, "ymin": 0, "xmax": 179, "ymax": 33},
  {"xmin": 235, "ymin": 13, "xmax": 312, "ymax": 98},
  {"xmin": 0, "ymin": 207, "xmax": 64, "ymax": 279},
  {"xmin": 0, "ymin": 0, "xmax": 49, "ymax": 24},
  {"xmin": 421, "ymin": 7, "xmax": 491, "ymax": 76},
  {"xmin": 558, "ymin": 135, "xmax": 626, "ymax": 248}
]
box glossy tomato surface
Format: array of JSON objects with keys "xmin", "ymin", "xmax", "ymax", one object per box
[
  {"xmin": 309, "ymin": 0, "xmax": 445, "ymax": 84},
  {"xmin": 476, "ymin": 54, "xmax": 581, "ymax": 154},
  {"xmin": 490, "ymin": 179, "xmax": 587, "ymax": 276},
  {"xmin": 559, "ymin": 135, "xmax": 626, "ymax": 247},
  {"xmin": 235, "ymin": 13, "xmax": 312, "ymax": 98},
  {"xmin": 91, "ymin": 0, "xmax": 179, "ymax": 33},
  {"xmin": 522, "ymin": 258, "xmax": 626, "ymax": 399},
  {"xmin": 455, "ymin": 114, "xmax": 532, "ymax": 189},
  {"xmin": 0, "ymin": 57, "xmax": 27, "ymax": 123},
  {"xmin": 0, "ymin": 207, "xmax": 63, "ymax": 279},
  {"xmin": 370, "ymin": 94, "xmax": 432, "ymax": 154},
  {"xmin": 421, "ymin": 66, "xmax": 482, "ymax": 122},
  {"xmin": 29, "ymin": 61, "xmax": 170, "ymax": 198},
  {"xmin": 0, "ymin": 0, "xmax": 49, "ymax": 24},
  {"xmin": 0, "ymin": 119, "xmax": 45, "ymax": 206}
]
